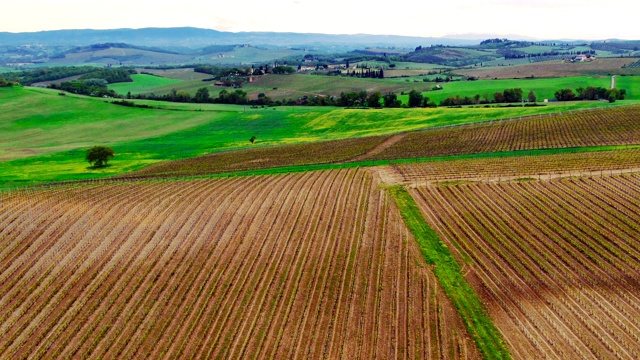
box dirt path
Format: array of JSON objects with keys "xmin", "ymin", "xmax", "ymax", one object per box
[{"xmin": 344, "ymin": 134, "xmax": 406, "ymax": 163}]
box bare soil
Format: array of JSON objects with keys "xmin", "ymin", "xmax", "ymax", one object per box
[{"xmin": 0, "ymin": 170, "xmax": 480, "ymax": 359}]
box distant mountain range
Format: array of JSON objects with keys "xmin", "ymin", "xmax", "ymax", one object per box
[
  {"xmin": 442, "ymin": 33, "xmax": 540, "ymax": 41},
  {"xmin": 0, "ymin": 27, "xmax": 481, "ymax": 49},
  {"xmin": 3, "ymin": 27, "xmax": 635, "ymax": 68}
]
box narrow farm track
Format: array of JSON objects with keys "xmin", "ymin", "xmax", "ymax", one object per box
[
  {"xmin": 410, "ymin": 173, "xmax": 640, "ymax": 359},
  {"xmin": 343, "ymin": 133, "xmax": 407, "ymax": 163},
  {"xmin": 0, "ymin": 170, "xmax": 480, "ymax": 359}
]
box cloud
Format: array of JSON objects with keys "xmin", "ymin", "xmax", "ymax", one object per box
[{"xmin": 209, "ymin": 16, "xmax": 238, "ymax": 32}]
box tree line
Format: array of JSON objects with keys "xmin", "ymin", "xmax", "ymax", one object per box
[
  {"xmin": 345, "ymin": 68, "xmax": 384, "ymax": 78},
  {"xmin": 125, "ymin": 86, "xmax": 437, "ymax": 108},
  {"xmin": 0, "ymin": 66, "xmax": 128, "ymax": 86},
  {"xmin": 46, "ymin": 68, "xmax": 135, "ymax": 97},
  {"xmin": 440, "ymin": 88, "xmax": 534, "ymax": 106},
  {"xmin": 77, "ymin": 68, "xmax": 134, "ymax": 83},
  {"xmin": 0, "ymin": 66, "xmax": 136, "ymax": 97},
  {"xmin": 49, "ymin": 80, "xmax": 118, "ymax": 98},
  {"xmin": 127, "ymin": 84, "xmax": 625, "ymax": 109},
  {"xmin": 555, "ymin": 86, "xmax": 626, "ymax": 103},
  {"xmin": 440, "ymin": 85, "xmax": 627, "ymax": 107},
  {"xmin": 128, "ymin": 87, "xmax": 250, "ymax": 105},
  {"xmin": 499, "ymin": 49, "xmax": 596, "ymax": 60}
]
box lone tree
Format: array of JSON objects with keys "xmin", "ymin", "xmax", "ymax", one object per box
[{"xmin": 86, "ymin": 145, "xmax": 115, "ymax": 167}]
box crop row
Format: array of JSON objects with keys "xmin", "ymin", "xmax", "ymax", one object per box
[
  {"xmin": 0, "ymin": 170, "xmax": 478, "ymax": 359},
  {"xmin": 411, "ymin": 173, "xmax": 640, "ymax": 359},
  {"xmin": 370, "ymin": 105, "xmax": 640, "ymax": 161},
  {"xmin": 625, "ymin": 60, "xmax": 640, "ymax": 68},
  {"xmin": 388, "ymin": 185, "xmax": 510, "ymax": 359},
  {"xmin": 385, "ymin": 148, "xmax": 640, "ymax": 184},
  {"xmin": 122, "ymin": 135, "xmax": 389, "ymax": 179}
]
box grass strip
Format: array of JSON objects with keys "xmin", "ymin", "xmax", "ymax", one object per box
[
  {"xmin": 3, "ymin": 144, "xmax": 639, "ymax": 193},
  {"xmin": 387, "ymin": 185, "xmax": 511, "ymax": 359}
]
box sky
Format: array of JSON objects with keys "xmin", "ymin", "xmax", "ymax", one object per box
[{"xmin": 4, "ymin": 0, "xmax": 640, "ymax": 40}]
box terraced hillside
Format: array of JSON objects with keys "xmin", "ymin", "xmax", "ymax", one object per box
[
  {"xmin": 370, "ymin": 105, "xmax": 640, "ymax": 161},
  {"xmin": 0, "ymin": 169, "xmax": 479, "ymax": 359},
  {"xmin": 409, "ymin": 174, "xmax": 640, "ymax": 359}
]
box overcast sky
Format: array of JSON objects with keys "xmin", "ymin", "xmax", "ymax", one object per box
[{"xmin": 4, "ymin": 0, "xmax": 639, "ymax": 40}]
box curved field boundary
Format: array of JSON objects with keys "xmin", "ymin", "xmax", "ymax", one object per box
[
  {"xmin": 388, "ymin": 185, "xmax": 510, "ymax": 359},
  {"xmin": 120, "ymin": 135, "xmax": 389, "ymax": 180},
  {"xmin": 3, "ymin": 145, "xmax": 637, "ymax": 197},
  {"xmin": 411, "ymin": 173, "xmax": 640, "ymax": 359},
  {"xmin": 0, "ymin": 170, "xmax": 480, "ymax": 359},
  {"xmin": 112, "ymin": 104, "xmax": 640, "ymax": 181}
]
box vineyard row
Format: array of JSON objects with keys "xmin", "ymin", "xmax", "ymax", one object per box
[
  {"xmin": 0, "ymin": 170, "xmax": 478, "ymax": 359},
  {"xmin": 411, "ymin": 173, "xmax": 640, "ymax": 359}
]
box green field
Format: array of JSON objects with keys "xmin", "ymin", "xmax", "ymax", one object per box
[
  {"xmin": 242, "ymin": 73, "xmax": 468, "ymax": 99},
  {"xmin": 108, "ymin": 70, "xmax": 224, "ymax": 98},
  {"xmin": 193, "ymin": 46, "xmax": 304, "ymax": 64},
  {"xmin": 398, "ymin": 76, "xmax": 640, "ymax": 104},
  {"xmin": 109, "ymin": 72, "xmax": 442, "ymax": 100},
  {"xmin": 136, "ymin": 68, "xmax": 212, "ymax": 81},
  {"xmin": 142, "ymin": 73, "xmax": 438, "ymax": 100},
  {"xmin": 476, "ymin": 57, "xmax": 532, "ymax": 67},
  {"xmin": 108, "ymin": 74, "xmax": 183, "ymax": 95},
  {"xmin": 616, "ymin": 75, "xmax": 640, "ymax": 99},
  {"xmin": 353, "ymin": 61, "xmax": 447, "ymax": 70},
  {"xmin": 2, "ymin": 85, "xmax": 630, "ymax": 189},
  {"xmin": 133, "ymin": 79, "xmax": 225, "ymax": 97},
  {"xmin": 107, "ymin": 71, "xmax": 640, "ymax": 107}
]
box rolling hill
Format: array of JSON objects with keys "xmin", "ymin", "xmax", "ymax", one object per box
[
  {"xmin": 2, "ymin": 71, "xmax": 640, "ymax": 359},
  {"xmin": 0, "ymin": 27, "xmax": 475, "ymax": 49}
]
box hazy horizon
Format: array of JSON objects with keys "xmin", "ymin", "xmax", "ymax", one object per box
[{"xmin": 5, "ymin": 0, "xmax": 640, "ymax": 40}]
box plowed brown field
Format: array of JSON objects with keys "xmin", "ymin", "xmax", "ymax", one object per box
[
  {"xmin": 0, "ymin": 169, "xmax": 479, "ymax": 359},
  {"xmin": 410, "ymin": 173, "xmax": 640, "ymax": 359},
  {"xmin": 456, "ymin": 58, "xmax": 640, "ymax": 79},
  {"xmin": 380, "ymin": 148, "xmax": 640, "ymax": 185}
]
